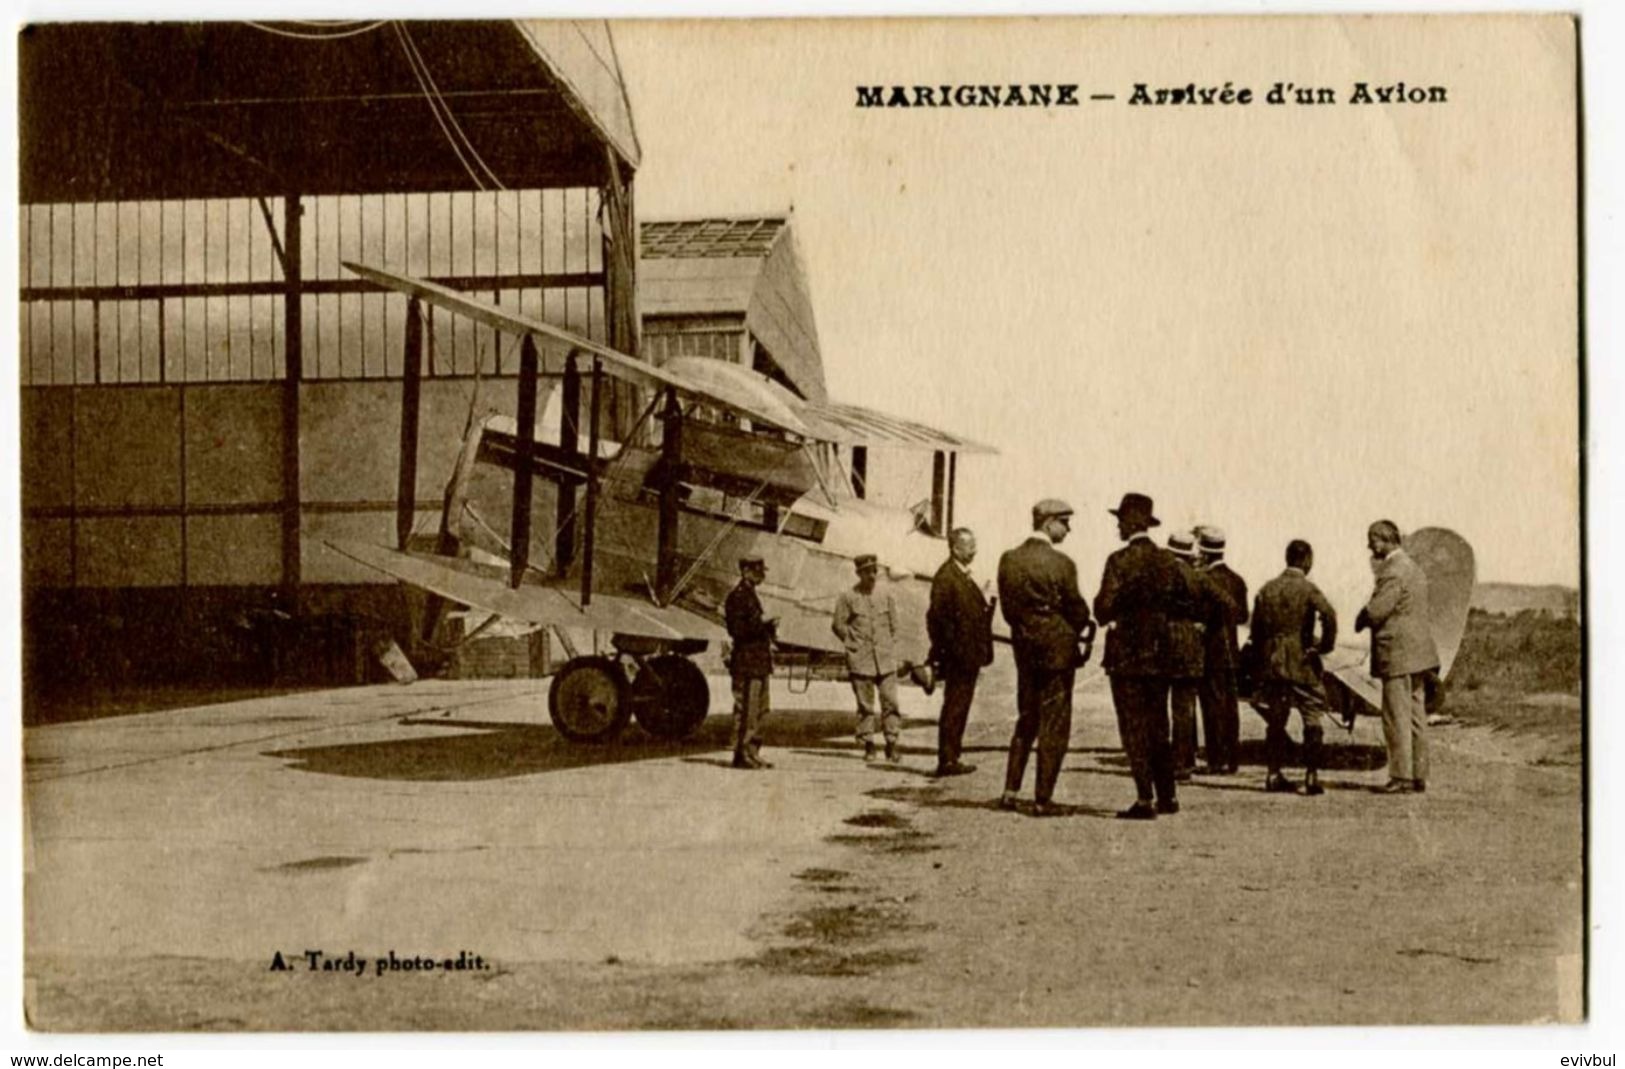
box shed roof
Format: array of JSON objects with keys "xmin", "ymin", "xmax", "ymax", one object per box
[
  {"xmin": 640, "ymin": 215, "xmax": 825, "ymax": 402},
  {"xmin": 20, "ymin": 20, "xmax": 639, "ymax": 203}
]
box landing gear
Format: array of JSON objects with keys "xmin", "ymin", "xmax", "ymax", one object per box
[
  {"xmin": 547, "ymin": 656, "xmax": 631, "ymax": 743},
  {"xmin": 629, "ymin": 655, "xmax": 711, "ymax": 740}
]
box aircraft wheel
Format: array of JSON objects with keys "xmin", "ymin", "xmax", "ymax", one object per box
[
  {"xmin": 548, "ymin": 657, "xmax": 631, "ymax": 743},
  {"xmin": 630, "ymin": 655, "xmax": 711, "ymax": 740}
]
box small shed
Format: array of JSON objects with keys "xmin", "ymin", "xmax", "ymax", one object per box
[{"xmin": 639, "ymin": 215, "xmax": 826, "ymax": 403}]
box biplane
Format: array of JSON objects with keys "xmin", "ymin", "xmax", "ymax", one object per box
[{"xmin": 328, "ymin": 262, "xmax": 995, "ymax": 744}]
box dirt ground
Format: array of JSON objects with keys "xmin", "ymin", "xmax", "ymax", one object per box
[{"xmin": 24, "ymin": 643, "xmax": 1583, "ymax": 1033}]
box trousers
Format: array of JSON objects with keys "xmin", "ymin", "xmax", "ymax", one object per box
[
  {"xmin": 1259, "ymin": 680, "xmax": 1327, "ymax": 774},
  {"xmin": 1004, "ymin": 664, "xmax": 1074, "ymax": 804},
  {"xmin": 1110, "ymin": 675, "xmax": 1175, "ymax": 805},
  {"xmin": 1197, "ymin": 668, "xmax": 1240, "ymax": 770},
  {"xmin": 852, "ymin": 672, "xmax": 901, "ymax": 743},
  {"xmin": 937, "ymin": 671, "xmax": 979, "ymax": 767},
  {"xmin": 731, "ymin": 674, "xmax": 770, "ymax": 755},
  {"xmin": 1171, "ymin": 679, "xmax": 1200, "ymax": 773},
  {"xmin": 1381, "ymin": 672, "xmax": 1430, "ymax": 783}
]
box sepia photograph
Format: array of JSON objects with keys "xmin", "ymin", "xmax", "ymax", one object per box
[{"xmin": 14, "ymin": 14, "xmax": 1584, "ymax": 1034}]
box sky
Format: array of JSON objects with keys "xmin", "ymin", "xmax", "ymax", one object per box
[{"xmin": 611, "ymin": 16, "xmax": 1580, "ymax": 611}]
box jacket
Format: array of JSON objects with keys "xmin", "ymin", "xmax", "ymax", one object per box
[
  {"xmin": 724, "ymin": 580, "xmax": 775, "ymax": 678},
  {"xmin": 927, "ymin": 558, "xmax": 995, "ymax": 677},
  {"xmin": 1200, "ymin": 562, "xmax": 1249, "ymax": 674},
  {"xmin": 1251, "ymin": 568, "xmax": 1337, "ymax": 686},
  {"xmin": 997, "ymin": 537, "xmax": 1093, "ymax": 674},
  {"xmin": 1165, "ymin": 558, "xmax": 1209, "ymax": 680},
  {"xmin": 1094, "ymin": 535, "xmax": 1197, "ymax": 678},
  {"xmin": 832, "ymin": 585, "xmax": 900, "ymax": 677},
  {"xmin": 1361, "ymin": 548, "xmax": 1440, "ymax": 679}
]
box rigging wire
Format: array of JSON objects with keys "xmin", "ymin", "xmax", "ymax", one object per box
[
  {"xmin": 395, "ymin": 23, "xmax": 507, "ymax": 192},
  {"xmin": 243, "ymin": 21, "xmax": 388, "ymax": 41},
  {"xmin": 391, "ymin": 22, "xmax": 489, "ymax": 194}
]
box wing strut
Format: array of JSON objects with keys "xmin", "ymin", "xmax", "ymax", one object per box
[
  {"xmin": 555, "ymin": 352, "xmax": 581, "ymax": 576},
  {"xmin": 510, "ymin": 335, "xmax": 540, "ymax": 588},
  {"xmin": 656, "ymin": 386, "xmax": 682, "ymax": 604},
  {"xmin": 396, "ymin": 298, "xmax": 423, "ymax": 550},
  {"xmin": 581, "ymin": 357, "xmax": 604, "ymax": 608}
]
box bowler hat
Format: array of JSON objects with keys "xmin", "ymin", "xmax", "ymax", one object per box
[
  {"xmin": 854, "ymin": 553, "xmax": 879, "ymax": 571},
  {"xmin": 1109, "ymin": 492, "xmax": 1160, "ymax": 527},
  {"xmin": 1032, "ymin": 498, "xmax": 1075, "ymax": 525}
]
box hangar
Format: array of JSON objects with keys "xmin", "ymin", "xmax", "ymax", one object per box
[{"xmin": 19, "ymin": 21, "xmax": 644, "ymax": 701}]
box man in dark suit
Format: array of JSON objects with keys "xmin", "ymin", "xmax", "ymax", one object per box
[
  {"xmin": 1165, "ymin": 530, "xmax": 1209, "ymax": 782},
  {"xmin": 997, "ymin": 499, "xmax": 1093, "ymax": 816},
  {"xmin": 1095, "ymin": 492, "xmax": 1195, "ymax": 820},
  {"xmin": 1250, "ymin": 539, "xmax": 1338, "ymax": 795},
  {"xmin": 724, "ymin": 554, "xmax": 777, "ymax": 770},
  {"xmin": 927, "ymin": 527, "xmax": 996, "ymax": 777},
  {"xmin": 1194, "ymin": 526, "xmax": 1248, "ymax": 775}
]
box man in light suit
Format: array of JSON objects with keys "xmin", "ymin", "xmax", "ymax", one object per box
[
  {"xmin": 833, "ymin": 554, "xmax": 903, "ymax": 763},
  {"xmin": 927, "ymin": 527, "xmax": 996, "ymax": 777},
  {"xmin": 997, "ymin": 499, "xmax": 1093, "ymax": 816},
  {"xmin": 1356, "ymin": 520, "xmax": 1441, "ymax": 793}
]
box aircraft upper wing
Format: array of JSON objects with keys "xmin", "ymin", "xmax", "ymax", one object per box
[
  {"xmin": 327, "ymin": 539, "xmax": 728, "ymax": 643},
  {"xmin": 342, "ymin": 261, "xmax": 807, "ymax": 435}
]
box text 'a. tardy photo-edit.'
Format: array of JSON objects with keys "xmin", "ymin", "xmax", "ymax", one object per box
[{"xmin": 17, "ymin": 15, "xmax": 1582, "ymax": 1032}]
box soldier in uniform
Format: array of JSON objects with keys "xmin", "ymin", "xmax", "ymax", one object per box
[
  {"xmin": 997, "ymin": 499, "xmax": 1093, "ymax": 816},
  {"xmin": 724, "ymin": 554, "xmax": 777, "ymax": 770},
  {"xmin": 927, "ymin": 527, "xmax": 996, "ymax": 777},
  {"xmin": 832, "ymin": 554, "xmax": 903, "ymax": 763},
  {"xmin": 1194, "ymin": 526, "xmax": 1248, "ymax": 775},
  {"xmin": 1250, "ymin": 539, "xmax": 1338, "ymax": 795},
  {"xmin": 1095, "ymin": 492, "xmax": 1194, "ymax": 820},
  {"xmin": 1166, "ymin": 530, "xmax": 1209, "ymax": 782}
]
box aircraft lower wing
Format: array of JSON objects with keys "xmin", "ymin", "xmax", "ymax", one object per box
[{"xmin": 326, "ymin": 539, "xmax": 728, "ymax": 643}]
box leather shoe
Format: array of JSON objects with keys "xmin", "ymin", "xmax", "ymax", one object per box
[
  {"xmin": 1116, "ymin": 802, "xmax": 1157, "ymax": 821},
  {"xmin": 863, "ymin": 741, "xmax": 878, "ymax": 763},
  {"xmin": 884, "ymin": 740, "xmax": 902, "ymax": 764},
  {"xmin": 934, "ymin": 761, "xmax": 977, "ymax": 777},
  {"xmin": 731, "ymin": 752, "xmax": 761, "ymax": 771},
  {"xmin": 1155, "ymin": 799, "xmax": 1180, "ymax": 815},
  {"xmin": 997, "ymin": 792, "xmax": 1021, "ymax": 811},
  {"xmin": 1377, "ymin": 779, "xmax": 1413, "ymax": 794},
  {"xmin": 1300, "ymin": 771, "xmax": 1325, "ymax": 796},
  {"xmin": 1265, "ymin": 773, "xmax": 1297, "ymax": 793},
  {"xmin": 1030, "ymin": 800, "xmax": 1062, "ymax": 818},
  {"xmin": 1412, "ymin": 780, "xmax": 1427, "ymax": 793}
]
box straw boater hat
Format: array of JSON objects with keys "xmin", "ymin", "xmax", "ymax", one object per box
[
  {"xmin": 1196, "ymin": 526, "xmax": 1227, "ymax": 555},
  {"xmin": 1168, "ymin": 530, "xmax": 1198, "ymax": 558}
]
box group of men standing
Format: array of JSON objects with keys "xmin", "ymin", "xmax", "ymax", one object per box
[{"xmin": 722, "ymin": 494, "xmax": 1441, "ymax": 812}]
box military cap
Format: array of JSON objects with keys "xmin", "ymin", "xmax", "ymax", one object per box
[
  {"xmin": 738, "ymin": 554, "xmax": 765, "ymax": 570},
  {"xmin": 1032, "ymin": 498, "xmax": 1075, "ymax": 524},
  {"xmin": 1109, "ymin": 492, "xmax": 1160, "ymax": 528},
  {"xmin": 1168, "ymin": 530, "xmax": 1198, "ymax": 558},
  {"xmin": 854, "ymin": 553, "xmax": 880, "ymax": 571},
  {"xmin": 1197, "ymin": 526, "xmax": 1227, "ymax": 553}
]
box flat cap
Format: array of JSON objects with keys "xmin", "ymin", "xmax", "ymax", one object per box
[
  {"xmin": 854, "ymin": 553, "xmax": 880, "ymax": 571},
  {"xmin": 738, "ymin": 554, "xmax": 765, "ymax": 568},
  {"xmin": 1032, "ymin": 498, "xmax": 1075, "ymax": 524}
]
